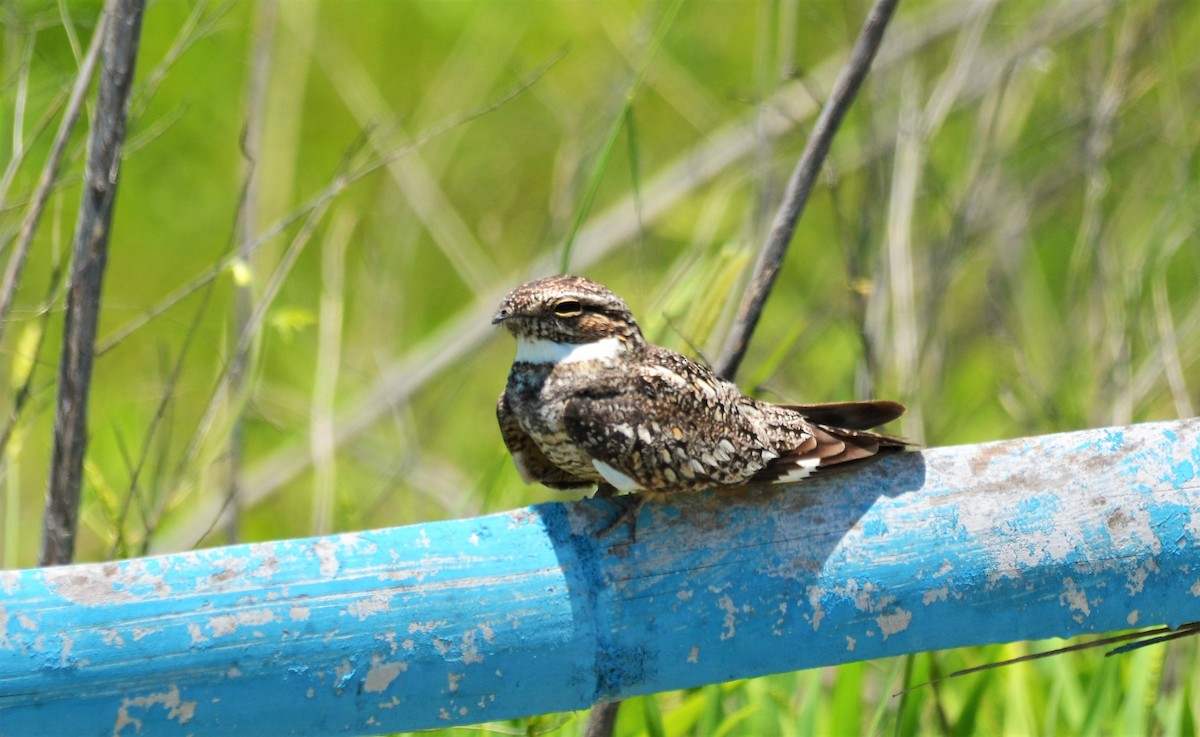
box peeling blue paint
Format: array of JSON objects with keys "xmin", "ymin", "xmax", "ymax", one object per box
[
  {"xmin": 862, "ymin": 517, "xmax": 889, "ymax": 537},
  {"xmin": 0, "ymin": 419, "xmax": 1198, "ymax": 736},
  {"xmin": 1172, "ymin": 460, "xmax": 1195, "ymax": 486}
]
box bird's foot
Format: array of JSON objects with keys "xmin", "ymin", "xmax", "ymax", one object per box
[{"xmin": 594, "ymin": 492, "xmax": 645, "ymax": 542}]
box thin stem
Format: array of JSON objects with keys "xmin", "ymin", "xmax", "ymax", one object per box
[
  {"xmin": 584, "ymin": 701, "xmax": 622, "ymax": 737},
  {"xmin": 714, "ymin": 0, "xmax": 901, "ymax": 381},
  {"xmin": 225, "ymin": 0, "xmax": 278, "ymax": 545},
  {"xmin": 311, "ymin": 211, "xmax": 353, "ymax": 535},
  {"xmin": 0, "ymin": 7, "xmax": 106, "ymax": 348}
]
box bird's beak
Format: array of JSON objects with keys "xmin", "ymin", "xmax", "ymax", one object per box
[{"xmin": 491, "ymin": 307, "xmax": 512, "ymax": 326}]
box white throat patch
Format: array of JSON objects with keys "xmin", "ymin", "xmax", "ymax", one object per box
[{"xmin": 515, "ymin": 336, "xmax": 624, "ymax": 365}]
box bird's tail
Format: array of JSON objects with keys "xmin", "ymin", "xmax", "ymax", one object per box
[{"xmin": 752, "ymin": 400, "xmax": 915, "ymax": 484}]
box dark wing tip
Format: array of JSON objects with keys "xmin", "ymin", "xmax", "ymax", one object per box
[{"xmin": 780, "ymin": 400, "xmax": 907, "ymax": 430}]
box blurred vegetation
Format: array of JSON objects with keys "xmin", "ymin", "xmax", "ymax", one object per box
[{"xmin": 2, "ymin": 0, "xmax": 1199, "ymax": 734}]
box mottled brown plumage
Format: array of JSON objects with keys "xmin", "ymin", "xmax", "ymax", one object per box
[{"xmin": 493, "ymin": 275, "xmax": 911, "ymax": 494}]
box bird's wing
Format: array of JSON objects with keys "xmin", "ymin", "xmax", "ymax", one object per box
[
  {"xmin": 496, "ymin": 393, "xmax": 592, "ymax": 489},
  {"xmin": 560, "ymin": 353, "xmax": 779, "ymax": 491},
  {"xmin": 749, "ymin": 404, "xmax": 913, "ymax": 484},
  {"xmin": 780, "ymin": 399, "xmax": 906, "ymax": 430}
]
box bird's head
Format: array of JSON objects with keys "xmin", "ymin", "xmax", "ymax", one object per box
[{"xmin": 493, "ymin": 275, "xmax": 645, "ymax": 363}]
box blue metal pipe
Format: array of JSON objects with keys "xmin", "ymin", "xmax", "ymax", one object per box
[{"xmin": 1, "ymin": 418, "xmax": 1197, "ymax": 735}]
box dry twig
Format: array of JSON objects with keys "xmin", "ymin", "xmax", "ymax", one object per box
[
  {"xmin": 40, "ymin": 0, "xmax": 145, "ymax": 566},
  {"xmin": 714, "ymin": 0, "xmax": 901, "ymax": 380}
]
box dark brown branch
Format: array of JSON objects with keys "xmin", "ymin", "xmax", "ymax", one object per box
[
  {"xmin": 895, "ymin": 622, "xmax": 1200, "ymax": 697},
  {"xmin": 584, "ymin": 701, "xmax": 622, "ymax": 737},
  {"xmin": 713, "ymin": 0, "xmax": 901, "ymax": 381},
  {"xmin": 40, "ymin": 0, "xmax": 146, "ymax": 567}
]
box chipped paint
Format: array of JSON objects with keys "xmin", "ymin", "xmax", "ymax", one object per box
[
  {"xmin": 1126, "ymin": 561, "xmax": 1158, "ymax": 596},
  {"xmin": 0, "ymin": 419, "xmax": 1197, "ymax": 735},
  {"xmin": 0, "ymin": 570, "xmax": 18, "ymax": 595},
  {"xmin": 1060, "ymin": 578, "xmax": 1091, "ymax": 619},
  {"xmin": 1107, "ymin": 506, "xmax": 1162, "ymax": 555},
  {"xmin": 100, "ymin": 629, "xmax": 123, "ymax": 647},
  {"xmin": 363, "ymin": 656, "xmax": 407, "ymax": 693},
  {"xmin": 314, "ymin": 539, "xmax": 340, "ymax": 577},
  {"xmin": 334, "ymin": 660, "xmax": 356, "ymax": 689},
  {"xmin": 1186, "ymin": 505, "xmax": 1200, "ymax": 543},
  {"xmin": 46, "ymin": 561, "xmax": 162, "ymax": 606},
  {"xmin": 807, "ymin": 585, "xmax": 826, "ymax": 631},
  {"xmin": 345, "ymin": 592, "xmax": 395, "ymax": 621},
  {"xmin": 461, "ymin": 628, "xmax": 484, "ymax": 664},
  {"xmin": 113, "ymin": 685, "xmax": 196, "ymax": 734},
  {"xmin": 1171, "ymin": 459, "xmax": 1195, "ymax": 486},
  {"xmin": 479, "ymin": 622, "xmax": 495, "ymax": 642},
  {"xmin": 771, "ymin": 601, "xmax": 789, "ymax": 635},
  {"xmin": 208, "ymin": 608, "xmax": 280, "ymax": 637},
  {"xmin": 187, "ymin": 622, "xmax": 207, "ymax": 644},
  {"xmin": 60, "ymin": 633, "xmax": 74, "ymax": 665},
  {"xmin": 922, "ymin": 585, "xmax": 949, "ymax": 605},
  {"xmin": 716, "ymin": 595, "xmax": 738, "ymax": 640},
  {"xmin": 877, "ymin": 609, "xmax": 913, "ymax": 638}
]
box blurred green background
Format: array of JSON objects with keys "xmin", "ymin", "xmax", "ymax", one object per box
[{"xmin": 3, "ymin": 0, "xmax": 1199, "ymax": 734}]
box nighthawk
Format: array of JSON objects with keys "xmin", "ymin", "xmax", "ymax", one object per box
[{"xmin": 493, "ymin": 275, "xmax": 911, "ymax": 498}]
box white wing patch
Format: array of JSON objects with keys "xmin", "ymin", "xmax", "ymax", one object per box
[
  {"xmin": 592, "ymin": 460, "xmax": 640, "ymax": 491},
  {"xmin": 772, "ymin": 457, "xmax": 822, "ymax": 483},
  {"xmin": 515, "ymin": 336, "xmax": 624, "ymax": 365}
]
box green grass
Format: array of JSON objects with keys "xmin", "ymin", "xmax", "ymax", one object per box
[{"xmin": 1, "ymin": 0, "xmax": 1199, "ymax": 734}]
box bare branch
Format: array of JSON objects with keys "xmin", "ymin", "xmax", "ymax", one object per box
[
  {"xmin": 713, "ymin": 0, "xmax": 900, "ymax": 381},
  {"xmin": 584, "ymin": 701, "xmax": 621, "ymax": 737},
  {"xmin": 40, "ymin": 0, "xmax": 145, "ymax": 567}
]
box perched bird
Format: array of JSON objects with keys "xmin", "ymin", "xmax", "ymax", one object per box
[{"xmin": 493, "ymin": 275, "xmax": 912, "ymax": 497}]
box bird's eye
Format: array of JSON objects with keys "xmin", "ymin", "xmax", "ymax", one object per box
[{"xmin": 552, "ymin": 300, "xmax": 583, "ymax": 318}]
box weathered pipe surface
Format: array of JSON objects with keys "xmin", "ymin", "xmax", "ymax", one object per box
[{"xmin": 1, "ymin": 419, "xmax": 1197, "ymax": 736}]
